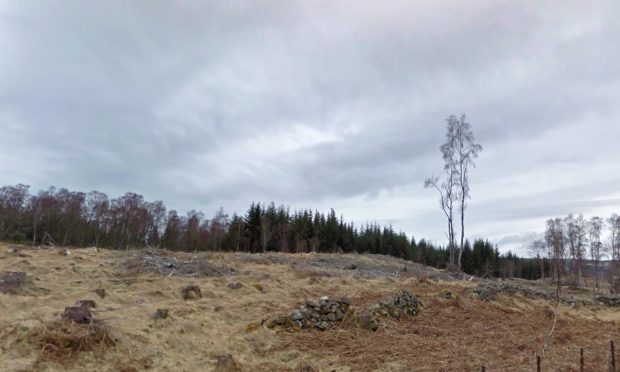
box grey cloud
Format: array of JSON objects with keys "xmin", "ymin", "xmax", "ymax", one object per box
[{"xmin": 1, "ymin": 0, "xmax": 619, "ymax": 252}]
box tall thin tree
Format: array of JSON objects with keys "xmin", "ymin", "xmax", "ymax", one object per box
[
  {"xmin": 434, "ymin": 114, "xmax": 483, "ymax": 271},
  {"xmin": 588, "ymin": 216, "xmax": 604, "ymax": 291}
]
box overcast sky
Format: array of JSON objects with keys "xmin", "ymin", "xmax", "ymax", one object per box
[{"xmin": 1, "ymin": 1, "xmax": 619, "ymax": 255}]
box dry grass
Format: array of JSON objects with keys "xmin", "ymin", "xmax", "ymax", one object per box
[
  {"xmin": 278, "ymin": 284, "xmax": 620, "ymax": 371},
  {"xmin": 0, "ymin": 244, "xmax": 618, "ymax": 371},
  {"xmin": 30, "ymin": 319, "xmax": 115, "ymax": 363}
]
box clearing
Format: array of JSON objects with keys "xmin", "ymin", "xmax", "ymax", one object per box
[{"xmin": 0, "ymin": 244, "xmax": 618, "ymax": 371}]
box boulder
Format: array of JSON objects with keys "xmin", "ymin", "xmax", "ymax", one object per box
[{"xmin": 356, "ymin": 313, "xmax": 380, "ymax": 331}]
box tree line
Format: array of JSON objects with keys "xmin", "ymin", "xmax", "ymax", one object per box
[
  {"xmin": 0, "ymin": 183, "xmax": 547, "ymax": 280},
  {"xmin": 533, "ymin": 214, "xmax": 620, "ymax": 293}
]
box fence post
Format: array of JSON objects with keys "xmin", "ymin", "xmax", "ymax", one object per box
[
  {"xmin": 537, "ymin": 355, "xmax": 541, "ymax": 372},
  {"xmin": 612, "ymin": 340, "xmax": 617, "ymax": 372},
  {"xmin": 580, "ymin": 348, "xmax": 584, "ymax": 372},
  {"xmin": 481, "ymin": 366, "xmax": 485, "ymax": 372}
]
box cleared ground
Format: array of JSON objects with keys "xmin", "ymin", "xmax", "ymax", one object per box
[{"xmin": 0, "ymin": 244, "xmax": 618, "ymax": 371}]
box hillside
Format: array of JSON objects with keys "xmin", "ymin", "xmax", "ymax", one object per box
[{"xmin": 0, "ymin": 244, "xmax": 618, "ymax": 371}]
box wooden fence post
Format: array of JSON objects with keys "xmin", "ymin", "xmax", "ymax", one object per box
[
  {"xmin": 537, "ymin": 355, "xmax": 541, "ymax": 372},
  {"xmin": 580, "ymin": 348, "xmax": 584, "ymax": 372},
  {"xmin": 612, "ymin": 340, "xmax": 617, "ymax": 372}
]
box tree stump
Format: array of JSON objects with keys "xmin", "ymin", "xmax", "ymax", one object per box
[
  {"xmin": 181, "ymin": 285, "xmax": 202, "ymax": 300},
  {"xmin": 62, "ymin": 306, "xmax": 94, "ymax": 324},
  {"xmin": 154, "ymin": 308, "xmax": 169, "ymax": 319},
  {"xmin": 0, "ymin": 272, "xmax": 27, "ymax": 294},
  {"xmin": 75, "ymin": 300, "xmax": 97, "ymax": 308}
]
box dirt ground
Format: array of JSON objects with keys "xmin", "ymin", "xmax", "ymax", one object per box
[{"xmin": 0, "ymin": 244, "xmax": 618, "ymax": 371}]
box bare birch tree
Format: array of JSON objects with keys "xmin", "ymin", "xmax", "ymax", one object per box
[
  {"xmin": 565, "ymin": 214, "xmax": 587, "ymax": 287},
  {"xmin": 444, "ymin": 115, "xmax": 483, "ymax": 271},
  {"xmin": 425, "ymin": 114, "xmax": 482, "ymax": 272},
  {"xmin": 529, "ymin": 239, "xmax": 547, "ymax": 280},
  {"xmin": 545, "ymin": 218, "xmax": 565, "ymax": 301},
  {"xmin": 608, "ymin": 214, "xmax": 620, "ymax": 292},
  {"xmin": 588, "ymin": 216, "xmax": 604, "ymax": 291},
  {"xmin": 424, "ymin": 175, "xmax": 457, "ymax": 269}
]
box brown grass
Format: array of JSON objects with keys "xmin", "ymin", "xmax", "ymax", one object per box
[
  {"xmin": 0, "ymin": 244, "xmax": 618, "ymax": 371},
  {"xmin": 276, "ymin": 285, "xmax": 620, "ymax": 371},
  {"xmin": 29, "ymin": 319, "xmax": 116, "ymax": 363}
]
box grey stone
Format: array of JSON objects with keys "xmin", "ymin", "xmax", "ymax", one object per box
[
  {"xmin": 289, "ymin": 309, "xmax": 304, "ymax": 321},
  {"xmin": 315, "ymin": 321, "xmax": 329, "ymax": 331}
]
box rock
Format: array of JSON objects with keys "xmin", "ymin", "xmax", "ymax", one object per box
[
  {"xmin": 335, "ymin": 309, "xmax": 345, "ymax": 320},
  {"xmin": 595, "ymin": 294, "xmax": 620, "ymax": 307},
  {"xmin": 315, "ymin": 321, "xmax": 330, "ymax": 331},
  {"xmin": 227, "ymin": 282, "xmax": 242, "ymax": 290},
  {"xmin": 357, "ymin": 313, "xmax": 379, "ymax": 331},
  {"xmin": 62, "ymin": 248, "xmax": 71, "ymax": 256},
  {"xmin": 289, "ymin": 309, "xmax": 304, "ymax": 321},
  {"xmin": 272, "ymin": 316, "xmax": 288, "ymax": 325},
  {"xmin": 94, "ymin": 288, "xmax": 106, "ymax": 298},
  {"xmin": 75, "ymin": 299, "xmax": 97, "ymax": 308},
  {"xmin": 214, "ymin": 354, "xmax": 240, "ymax": 372},
  {"xmin": 62, "ymin": 305, "xmax": 94, "ymax": 324},
  {"xmin": 305, "ymin": 300, "xmax": 320, "ymax": 308},
  {"xmin": 441, "ymin": 291, "xmax": 454, "ymax": 299},
  {"xmin": 214, "ymin": 305, "xmax": 224, "ymax": 312},
  {"xmin": 336, "ymin": 297, "xmax": 352, "ymax": 305},
  {"xmin": 343, "ymin": 264, "xmax": 357, "ymax": 270},
  {"xmin": 154, "ymin": 308, "xmax": 169, "ymax": 319},
  {"xmin": 252, "ymin": 283, "xmax": 264, "ymax": 292},
  {"xmin": 181, "ymin": 285, "xmax": 202, "ymax": 300}
]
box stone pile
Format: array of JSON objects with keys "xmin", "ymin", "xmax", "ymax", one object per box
[
  {"xmin": 473, "ymin": 282, "xmax": 553, "ymax": 301},
  {"xmin": 267, "ymin": 296, "xmax": 352, "ymax": 331},
  {"xmin": 267, "ymin": 290, "xmax": 422, "ymax": 332},
  {"xmin": 364, "ymin": 290, "xmax": 422, "ymax": 318},
  {"xmin": 595, "ymin": 294, "xmax": 620, "ymax": 307}
]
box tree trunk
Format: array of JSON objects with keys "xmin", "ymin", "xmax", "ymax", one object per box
[
  {"xmin": 457, "ymin": 189, "xmax": 466, "ymax": 272},
  {"xmin": 540, "ymin": 258, "xmax": 544, "ymax": 280},
  {"xmin": 32, "ymin": 217, "xmax": 38, "ymax": 246}
]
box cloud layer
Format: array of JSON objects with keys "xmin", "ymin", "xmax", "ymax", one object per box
[{"xmin": 1, "ymin": 0, "xmax": 619, "ymax": 255}]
